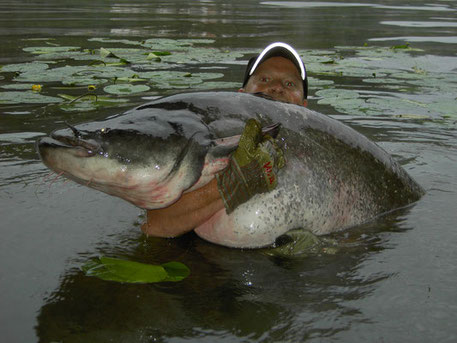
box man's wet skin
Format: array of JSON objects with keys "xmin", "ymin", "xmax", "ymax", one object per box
[{"xmin": 240, "ymin": 56, "xmax": 307, "ymax": 107}]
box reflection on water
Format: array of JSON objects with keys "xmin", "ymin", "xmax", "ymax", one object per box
[
  {"xmin": 262, "ymin": 1, "xmax": 456, "ymax": 12},
  {"xmin": 1, "ymin": 0, "xmax": 457, "ymax": 342},
  {"xmin": 36, "ymin": 212, "xmax": 407, "ymax": 342},
  {"xmin": 370, "ymin": 35, "xmax": 457, "ymax": 44}
]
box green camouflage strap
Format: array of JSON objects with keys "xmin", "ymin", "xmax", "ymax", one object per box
[{"xmin": 216, "ymin": 118, "xmax": 285, "ymax": 214}]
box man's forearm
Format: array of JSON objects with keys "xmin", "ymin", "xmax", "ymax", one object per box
[{"xmin": 141, "ymin": 178, "xmax": 224, "ymax": 237}]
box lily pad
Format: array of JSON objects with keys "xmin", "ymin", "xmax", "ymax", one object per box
[
  {"xmin": 100, "ymin": 47, "xmax": 119, "ymax": 59},
  {"xmin": 138, "ymin": 71, "xmax": 228, "ymax": 89},
  {"xmin": 0, "ymin": 62, "xmax": 49, "ymax": 74},
  {"xmin": 307, "ymin": 76, "xmax": 334, "ymax": 88},
  {"xmin": 192, "ymin": 81, "xmax": 241, "ymax": 90},
  {"xmin": 5, "ymin": 39, "xmax": 454, "ymax": 121},
  {"xmin": 315, "ymin": 88, "xmax": 360, "ymax": 99},
  {"xmin": 318, "ymin": 97, "xmax": 369, "ymax": 116},
  {"xmin": 58, "ymin": 93, "xmax": 129, "ymax": 112},
  {"xmin": 103, "ymin": 84, "xmax": 150, "ymax": 95},
  {"xmin": 1, "ymin": 83, "xmax": 42, "ymax": 90},
  {"xmin": 81, "ymin": 256, "xmax": 190, "ymax": 283},
  {"xmin": 88, "ymin": 37, "xmax": 143, "ymax": 46},
  {"xmin": 14, "ymin": 65, "xmax": 138, "ymax": 85},
  {"xmin": 22, "ymin": 46, "xmax": 81, "ymax": 55},
  {"xmin": 142, "ymin": 38, "xmax": 212, "ymax": 51},
  {"xmin": 61, "ymin": 78, "xmax": 108, "ymax": 87},
  {"xmin": 0, "ymin": 91, "xmax": 62, "ymax": 104}
]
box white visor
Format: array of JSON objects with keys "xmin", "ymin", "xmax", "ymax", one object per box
[{"xmin": 248, "ymin": 42, "xmax": 306, "ymax": 80}]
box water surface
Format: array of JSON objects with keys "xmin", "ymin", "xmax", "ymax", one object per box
[{"xmin": 1, "ymin": 1, "xmax": 456, "ymax": 342}]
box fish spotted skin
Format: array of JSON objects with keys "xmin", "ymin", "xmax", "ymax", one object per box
[{"xmin": 37, "ymin": 92, "xmax": 424, "ymax": 248}]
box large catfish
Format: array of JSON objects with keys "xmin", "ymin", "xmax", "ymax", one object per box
[{"xmin": 37, "ymin": 91, "xmax": 424, "ymax": 248}]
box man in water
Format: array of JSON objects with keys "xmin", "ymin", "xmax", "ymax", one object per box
[
  {"xmin": 141, "ymin": 42, "xmax": 308, "ymax": 237},
  {"xmin": 240, "ymin": 42, "xmax": 308, "ymax": 106}
]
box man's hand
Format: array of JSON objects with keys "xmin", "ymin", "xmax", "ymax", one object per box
[{"xmin": 216, "ymin": 118, "xmax": 285, "ymax": 214}]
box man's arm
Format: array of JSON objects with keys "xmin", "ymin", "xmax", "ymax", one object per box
[{"xmin": 141, "ymin": 178, "xmax": 224, "ymax": 237}]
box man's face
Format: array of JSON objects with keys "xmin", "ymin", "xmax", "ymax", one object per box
[{"xmin": 240, "ymin": 56, "xmax": 307, "ymax": 106}]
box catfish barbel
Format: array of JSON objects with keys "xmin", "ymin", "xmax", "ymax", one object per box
[{"xmin": 36, "ymin": 92, "xmax": 424, "ymax": 248}]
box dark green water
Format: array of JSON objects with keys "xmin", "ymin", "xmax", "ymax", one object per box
[{"xmin": 1, "ymin": 1, "xmax": 456, "ymax": 342}]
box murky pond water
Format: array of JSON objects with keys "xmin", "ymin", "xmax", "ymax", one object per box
[{"xmin": 1, "ymin": 1, "xmax": 456, "ymax": 342}]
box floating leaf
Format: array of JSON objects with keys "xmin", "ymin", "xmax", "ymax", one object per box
[
  {"xmin": 103, "ymin": 84, "xmax": 150, "ymax": 95},
  {"xmin": 58, "ymin": 93, "xmax": 129, "ymax": 112},
  {"xmin": 151, "ymin": 51, "xmax": 172, "ymax": 56},
  {"xmin": 192, "ymin": 81, "xmax": 241, "ymax": 90},
  {"xmin": 62, "ymin": 77, "xmax": 108, "ymax": 87},
  {"xmin": 58, "ymin": 93, "xmax": 98, "ymax": 102},
  {"xmin": 321, "ymin": 59, "xmax": 336, "ymax": 64},
  {"xmin": 115, "ymin": 77, "xmax": 147, "ymax": 83},
  {"xmin": 162, "ymin": 261, "xmax": 191, "ymax": 282},
  {"xmin": 5, "ymin": 39, "xmax": 453, "ymax": 122},
  {"xmin": 142, "ymin": 38, "xmax": 199, "ymax": 51},
  {"xmin": 22, "ymin": 46, "xmax": 80, "ymax": 55},
  {"xmin": 99, "ymin": 48, "xmax": 154, "ymax": 64},
  {"xmin": 315, "ymin": 88, "xmax": 360, "ymax": 99},
  {"xmin": 81, "ymin": 256, "xmax": 190, "ymax": 283},
  {"xmin": 21, "ymin": 37, "xmax": 56, "ymax": 41},
  {"xmin": 100, "ymin": 47, "xmax": 119, "ymax": 59},
  {"xmin": 88, "ymin": 37, "xmax": 143, "ymax": 46},
  {"xmin": 1, "ymin": 83, "xmax": 41, "ymax": 90},
  {"xmin": 0, "ymin": 91, "xmax": 62, "ymax": 104},
  {"xmin": 0, "ymin": 62, "xmax": 49, "ymax": 74},
  {"xmin": 391, "ymin": 42, "xmax": 414, "ymax": 50},
  {"xmin": 14, "ymin": 65, "xmax": 96, "ymax": 83},
  {"xmin": 318, "ymin": 97, "xmax": 368, "ymax": 116},
  {"xmin": 393, "ymin": 113, "xmax": 433, "ymax": 120},
  {"xmin": 307, "ymin": 77, "xmax": 334, "ymax": 87},
  {"xmin": 146, "ymin": 52, "xmax": 161, "ymax": 61}
]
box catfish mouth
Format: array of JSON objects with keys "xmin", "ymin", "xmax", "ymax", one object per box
[
  {"xmin": 36, "ymin": 128, "xmax": 107, "ymax": 187},
  {"xmin": 37, "ymin": 130, "xmax": 136, "ymax": 201},
  {"xmin": 38, "ymin": 129, "xmax": 102, "ymax": 159}
]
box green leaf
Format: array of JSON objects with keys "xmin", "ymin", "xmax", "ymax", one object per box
[
  {"xmin": 81, "ymin": 256, "xmax": 190, "ymax": 283},
  {"xmin": 151, "ymin": 51, "xmax": 172, "ymax": 56},
  {"xmin": 22, "ymin": 46, "xmax": 80, "ymax": 55},
  {"xmin": 0, "ymin": 91, "xmax": 62, "ymax": 104},
  {"xmin": 391, "ymin": 42, "xmax": 410, "ymax": 50},
  {"xmin": 162, "ymin": 261, "xmax": 191, "ymax": 281},
  {"xmin": 0, "ymin": 62, "xmax": 49, "ymax": 74},
  {"xmin": 57, "ymin": 93, "xmax": 129, "ymax": 112},
  {"xmin": 115, "ymin": 77, "xmax": 147, "ymax": 83},
  {"xmin": 104, "ymin": 84, "xmax": 150, "ymax": 95},
  {"xmin": 100, "ymin": 47, "xmax": 118, "ymax": 59},
  {"xmin": 88, "ymin": 37, "xmax": 143, "ymax": 46},
  {"xmin": 1, "ymin": 83, "xmax": 41, "ymax": 90},
  {"xmin": 146, "ymin": 52, "xmax": 161, "ymax": 61}
]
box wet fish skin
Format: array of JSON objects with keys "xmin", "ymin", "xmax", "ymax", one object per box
[
  {"xmin": 37, "ymin": 92, "xmax": 424, "ymax": 248},
  {"xmin": 37, "ymin": 101, "xmax": 221, "ymax": 209}
]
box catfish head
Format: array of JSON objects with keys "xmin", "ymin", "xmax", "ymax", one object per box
[{"xmin": 36, "ymin": 107, "xmax": 232, "ymax": 209}]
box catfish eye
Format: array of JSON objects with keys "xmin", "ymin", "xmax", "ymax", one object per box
[{"xmin": 99, "ymin": 128, "xmax": 110, "ymax": 134}]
